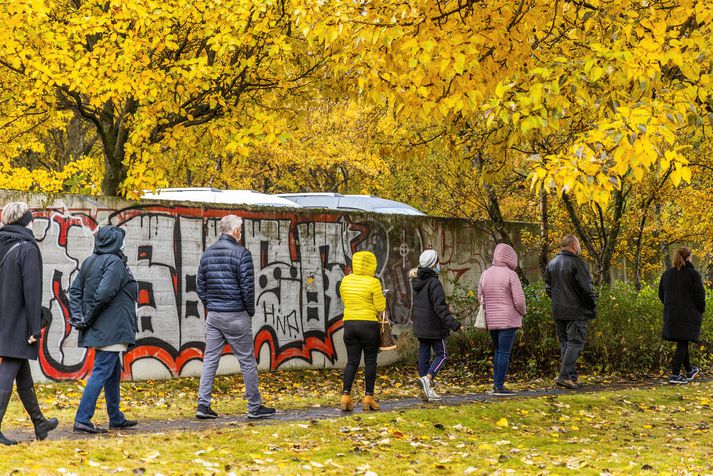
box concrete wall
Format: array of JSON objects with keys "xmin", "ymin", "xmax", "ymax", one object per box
[{"xmin": 0, "ymin": 191, "xmax": 538, "ymax": 382}]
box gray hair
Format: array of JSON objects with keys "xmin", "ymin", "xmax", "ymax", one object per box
[
  {"xmin": 1, "ymin": 202, "xmax": 29, "ymax": 226},
  {"xmin": 560, "ymin": 234, "xmax": 578, "ymax": 248},
  {"xmin": 219, "ymin": 215, "xmax": 243, "ymax": 235}
]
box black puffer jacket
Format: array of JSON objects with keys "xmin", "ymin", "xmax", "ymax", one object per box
[
  {"xmin": 69, "ymin": 226, "xmax": 138, "ymax": 348},
  {"xmin": 0, "ymin": 225, "xmax": 43, "ymax": 360},
  {"xmin": 197, "ymin": 234, "xmax": 255, "ymax": 316},
  {"xmin": 545, "ymin": 251, "xmax": 596, "ymax": 321},
  {"xmin": 659, "ymin": 261, "xmax": 706, "ymax": 342},
  {"xmin": 411, "ymin": 267, "xmax": 461, "ymax": 339}
]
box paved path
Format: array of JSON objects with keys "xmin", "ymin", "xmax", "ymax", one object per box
[{"xmin": 3, "ymin": 377, "xmax": 703, "ymax": 442}]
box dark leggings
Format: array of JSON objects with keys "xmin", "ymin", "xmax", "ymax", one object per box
[
  {"xmin": 672, "ymin": 340, "xmax": 692, "ymax": 375},
  {"xmin": 0, "ymin": 357, "xmax": 34, "ymax": 393},
  {"xmin": 342, "ymin": 321, "xmax": 380, "ymax": 395}
]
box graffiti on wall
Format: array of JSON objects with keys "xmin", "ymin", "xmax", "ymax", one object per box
[{"xmin": 27, "ymin": 202, "xmax": 490, "ymax": 381}]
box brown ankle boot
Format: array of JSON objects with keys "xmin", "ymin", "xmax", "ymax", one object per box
[
  {"xmin": 362, "ymin": 396, "xmax": 380, "ymax": 411},
  {"xmin": 340, "ymin": 395, "xmax": 354, "ymax": 411}
]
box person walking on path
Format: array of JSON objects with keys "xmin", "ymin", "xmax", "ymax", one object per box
[
  {"xmin": 478, "ymin": 243, "xmax": 526, "ymax": 396},
  {"xmin": 545, "ymin": 234, "xmax": 596, "ymax": 390},
  {"xmin": 339, "ymin": 250, "xmax": 386, "ymax": 412},
  {"xmin": 0, "ymin": 202, "xmax": 58, "ymax": 445},
  {"xmin": 195, "ymin": 215, "xmax": 275, "ymax": 420},
  {"xmin": 411, "ymin": 250, "xmax": 462, "ymax": 402},
  {"xmin": 69, "ymin": 226, "xmax": 139, "ymax": 434},
  {"xmin": 658, "ymin": 247, "xmax": 705, "ymax": 384}
]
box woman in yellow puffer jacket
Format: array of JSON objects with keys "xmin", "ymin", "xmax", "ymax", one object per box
[{"xmin": 339, "ymin": 251, "xmax": 386, "ymax": 411}]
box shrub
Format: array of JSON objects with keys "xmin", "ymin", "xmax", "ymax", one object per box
[{"xmin": 405, "ymin": 281, "xmax": 713, "ymax": 378}]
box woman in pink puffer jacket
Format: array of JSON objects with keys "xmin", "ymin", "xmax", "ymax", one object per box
[{"xmin": 478, "ymin": 243, "xmax": 527, "ymax": 396}]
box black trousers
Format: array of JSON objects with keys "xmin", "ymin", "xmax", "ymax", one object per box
[
  {"xmin": 342, "ymin": 321, "xmax": 380, "ymax": 395},
  {"xmin": 0, "ymin": 357, "xmax": 34, "ymax": 393},
  {"xmin": 672, "ymin": 340, "xmax": 692, "ymax": 375}
]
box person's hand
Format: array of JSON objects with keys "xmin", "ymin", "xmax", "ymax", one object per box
[{"xmin": 28, "ymin": 335, "xmax": 38, "ymax": 344}]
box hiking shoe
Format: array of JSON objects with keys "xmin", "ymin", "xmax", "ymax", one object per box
[
  {"xmin": 417, "ymin": 376, "xmax": 431, "ymax": 401},
  {"xmin": 493, "ymin": 387, "xmax": 516, "ymax": 396},
  {"xmin": 687, "ymin": 367, "xmax": 700, "ymax": 381},
  {"xmin": 109, "ymin": 419, "xmax": 138, "ymax": 429},
  {"xmin": 669, "ymin": 374, "xmax": 688, "ymax": 385},
  {"xmin": 73, "ymin": 422, "xmax": 108, "ymax": 434},
  {"xmin": 247, "ymin": 405, "xmax": 276, "ymax": 419},
  {"xmin": 195, "ymin": 405, "xmax": 218, "ymax": 420},
  {"xmin": 556, "ymin": 378, "xmax": 578, "ymax": 389}
]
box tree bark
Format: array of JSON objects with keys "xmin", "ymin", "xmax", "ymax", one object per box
[{"xmin": 539, "ymin": 189, "xmax": 550, "ymax": 277}]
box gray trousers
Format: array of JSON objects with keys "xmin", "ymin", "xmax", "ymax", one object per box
[
  {"xmin": 198, "ymin": 311, "xmax": 262, "ymax": 412},
  {"xmin": 556, "ymin": 320, "xmax": 588, "ymax": 381}
]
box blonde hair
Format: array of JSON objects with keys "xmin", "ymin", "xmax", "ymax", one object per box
[
  {"xmin": 560, "ymin": 234, "xmax": 578, "ymax": 248},
  {"xmin": 1, "ymin": 202, "xmax": 29, "ymax": 226},
  {"xmin": 219, "ymin": 215, "xmax": 243, "ymax": 235},
  {"xmin": 673, "ymin": 247, "xmax": 691, "ymax": 270}
]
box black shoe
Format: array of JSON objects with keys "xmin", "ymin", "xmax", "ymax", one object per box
[
  {"xmin": 34, "ymin": 418, "xmax": 59, "ymax": 440},
  {"xmin": 73, "ymin": 422, "xmax": 108, "ymax": 434},
  {"xmin": 687, "ymin": 367, "xmax": 700, "ymax": 381},
  {"xmin": 247, "ymin": 405, "xmax": 276, "ymax": 420},
  {"xmin": 669, "ymin": 374, "xmax": 688, "ymax": 385},
  {"xmin": 493, "ymin": 387, "xmax": 516, "ymax": 396},
  {"xmin": 0, "ymin": 432, "xmax": 17, "ymax": 446},
  {"xmin": 109, "ymin": 419, "xmax": 138, "ymax": 429},
  {"xmin": 195, "ymin": 405, "xmax": 218, "ymax": 420}
]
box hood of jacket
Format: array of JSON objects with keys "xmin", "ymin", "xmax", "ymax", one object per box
[
  {"xmin": 412, "ymin": 266, "xmax": 437, "ymax": 292},
  {"xmin": 0, "ymin": 224, "xmax": 36, "ymax": 245},
  {"xmin": 351, "ymin": 251, "xmax": 377, "ymax": 277},
  {"xmin": 94, "ymin": 226, "xmax": 125, "ymax": 255},
  {"xmin": 492, "ymin": 243, "xmax": 518, "ymax": 271}
]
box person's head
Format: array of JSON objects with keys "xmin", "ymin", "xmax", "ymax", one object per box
[
  {"xmin": 1, "ymin": 202, "xmax": 33, "ymax": 228},
  {"xmin": 219, "ymin": 215, "xmax": 243, "ymax": 241},
  {"xmin": 673, "ymin": 247, "xmax": 692, "ymax": 270},
  {"xmin": 419, "ymin": 249, "xmax": 440, "ymax": 273},
  {"xmin": 560, "ymin": 234, "xmax": 581, "ymax": 255}
]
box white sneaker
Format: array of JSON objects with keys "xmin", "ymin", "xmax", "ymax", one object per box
[
  {"xmin": 428, "ymin": 387, "xmax": 442, "ymax": 401},
  {"xmin": 417, "ymin": 377, "xmax": 431, "ymax": 401}
]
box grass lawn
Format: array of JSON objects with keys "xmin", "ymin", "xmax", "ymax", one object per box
[{"xmin": 1, "ymin": 379, "xmax": 711, "ymax": 475}]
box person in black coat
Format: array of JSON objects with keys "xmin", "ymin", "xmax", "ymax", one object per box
[
  {"xmin": 410, "ymin": 250, "xmax": 461, "ymax": 402},
  {"xmin": 545, "ymin": 234, "xmax": 596, "ymax": 390},
  {"xmin": 658, "ymin": 247, "xmax": 706, "ymax": 384},
  {"xmin": 69, "ymin": 226, "xmax": 139, "ymax": 433},
  {"xmin": 0, "ymin": 202, "xmax": 58, "ymax": 445}
]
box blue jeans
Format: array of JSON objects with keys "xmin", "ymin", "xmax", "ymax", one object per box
[
  {"xmin": 418, "ymin": 338, "xmax": 447, "ymax": 379},
  {"xmin": 490, "ymin": 328, "xmax": 517, "ymax": 389},
  {"xmin": 75, "ymin": 350, "xmax": 125, "ymax": 426}
]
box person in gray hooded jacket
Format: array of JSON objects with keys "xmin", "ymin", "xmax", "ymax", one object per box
[{"xmin": 69, "ymin": 226, "xmax": 138, "ymax": 434}]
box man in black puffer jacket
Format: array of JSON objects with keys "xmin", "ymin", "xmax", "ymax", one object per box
[
  {"xmin": 195, "ymin": 215, "xmax": 275, "ymax": 420},
  {"xmin": 545, "ymin": 234, "xmax": 596, "ymax": 390}
]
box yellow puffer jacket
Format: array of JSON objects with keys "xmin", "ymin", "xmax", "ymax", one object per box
[{"xmin": 340, "ymin": 251, "xmax": 386, "ymax": 322}]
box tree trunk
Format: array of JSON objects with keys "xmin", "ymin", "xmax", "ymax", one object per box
[
  {"xmin": 539, "ymin": 189, "xmax": 550, "ymax": 277},
  {"xmin": 597, "ymin": 189, "xmax": 626, "ymax": 286},
  {"xmin": 483, "ymin": 182, "xmax": 529, "ymax": 285},
  {"xmin": 95, "ymin": 99, "xmax": 137, "ymax": 196}
]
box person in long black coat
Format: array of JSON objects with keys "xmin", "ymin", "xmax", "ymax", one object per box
[
  {"xmin": 658, "ymin": 247, "xmax": 706, "ymax": 384},
  {"xmin": 0, "ymin": 202, "xmax": 58, "ymax": 445}
]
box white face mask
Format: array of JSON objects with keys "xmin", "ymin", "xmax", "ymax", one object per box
[{"xmin": 120, "ymin": 238, "xmax": 126, "ymax": 253}]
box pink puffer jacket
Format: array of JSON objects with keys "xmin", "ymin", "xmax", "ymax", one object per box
[{"xmin": 478, "ymin": 243, "xmax": 527, "ymax": 330}]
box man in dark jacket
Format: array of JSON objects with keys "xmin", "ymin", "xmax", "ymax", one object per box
[
  {"xmin": 545, "ymin": 234, "xmax": 596, "ymax": 389},
  {"xmin": 195, "ymin": 215, "xmax": 275, "ymax": 420},
  {"xmin": 0, "ymin": 202, "xmax": 58, "ymax": 445},
  {"xmin": 411, "ymin": 250, "xmax": 461, "ymax": 402},
  {"xmin": 69, "ymin": 226, "xmax": 138, "ymax": 433}
]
